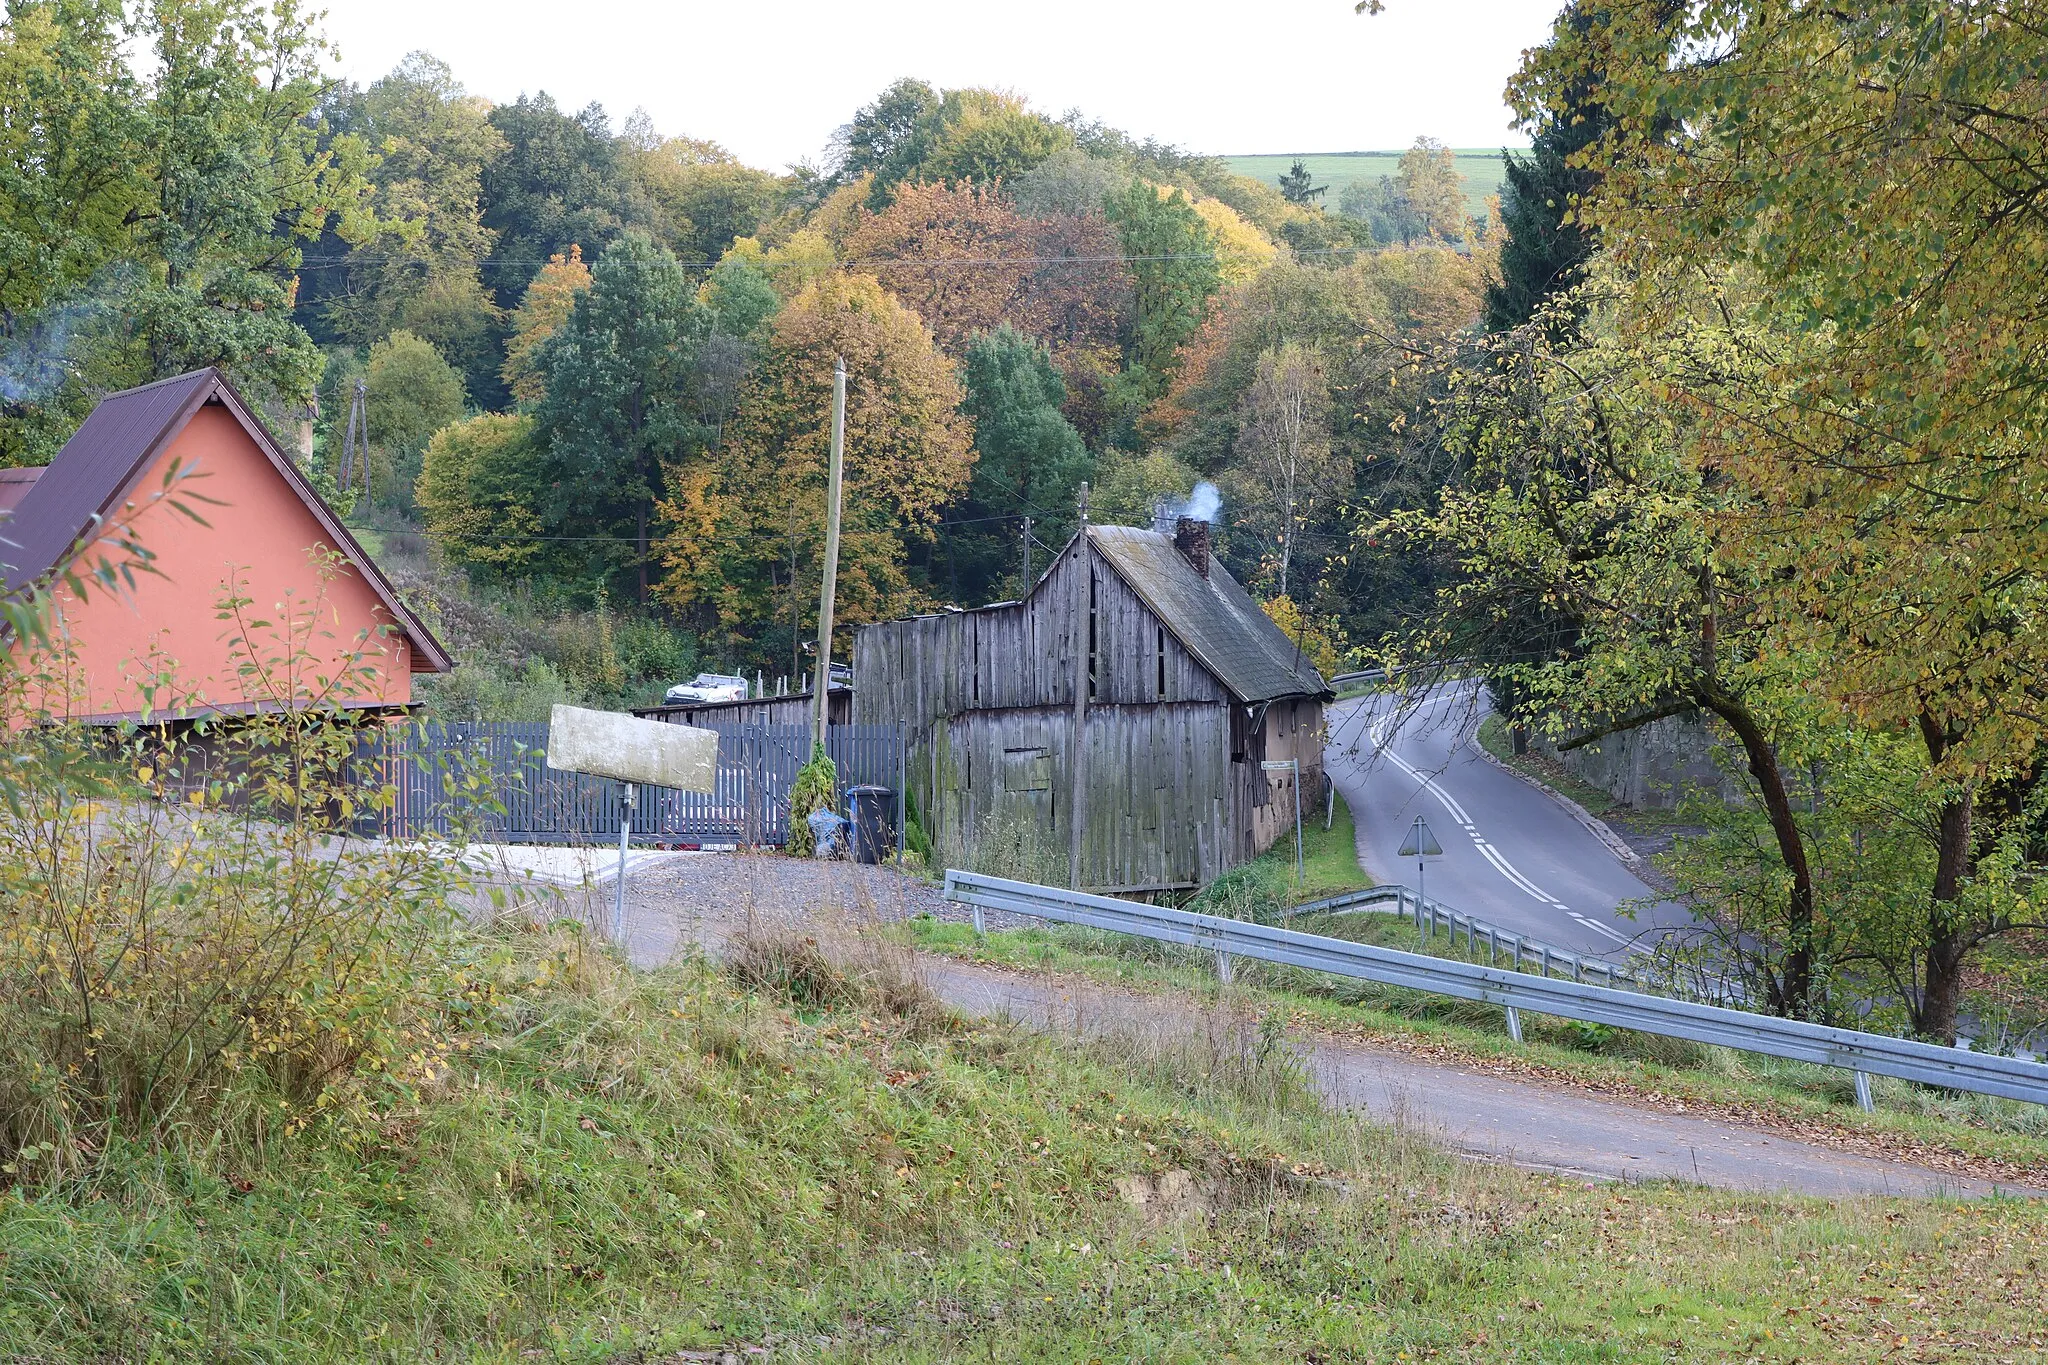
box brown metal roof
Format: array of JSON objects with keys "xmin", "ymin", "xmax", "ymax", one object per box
[
  {"xmin": 0, "ymin": 368, "xmax": 452, "ymax": 672},
  {"xmin": 0, "ymin": 466, "xmax": 40, "ymax": 514},
  {"xmin": 1086, "ymin": 524, "xmax": 1328, "ymax": 704}
]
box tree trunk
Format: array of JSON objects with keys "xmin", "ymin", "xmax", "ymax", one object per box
[
  {"xmin": 1919, "ymin": 787, "xmax": 1974, "ymax": 1044},
  {"xmin": 1698, "ymin": 688, "xmax": 1818, "ymax": 1017},
  {"xmin": 637, "ymin": 499, "xmax": 649, "ymax": 604}
]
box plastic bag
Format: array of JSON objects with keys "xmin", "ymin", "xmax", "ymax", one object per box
[{"xmin": 806, "ymin": 807, "xmax": 851, "ymax": 858}]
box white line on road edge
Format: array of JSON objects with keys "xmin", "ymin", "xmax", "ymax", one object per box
[{"xmin": 1369, "ymin": 712, "xmax": 1580, "ymax": 917}]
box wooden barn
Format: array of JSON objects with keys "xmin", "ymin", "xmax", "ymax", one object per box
[{"xmin": 854, "ymin": 517, "xmax": 1329, "ymax": 894}]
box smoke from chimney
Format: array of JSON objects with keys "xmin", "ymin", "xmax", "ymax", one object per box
[{"xmin": 1152, "ymin": 480, "xmax": 1224, "ymax": 536}]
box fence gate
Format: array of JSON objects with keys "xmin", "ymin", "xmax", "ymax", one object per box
[{"xmin": 355, "ymin": 721, "xmax": 905, "ymax": 847}]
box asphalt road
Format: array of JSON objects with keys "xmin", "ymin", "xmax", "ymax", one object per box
[
  {"xmin": 1327, "ymin": 682, "xmax": 1695, "ymax": 959},
  {"xmin": 927, "ymin": 961, "xmax": 2037, "ymax": 1199}
]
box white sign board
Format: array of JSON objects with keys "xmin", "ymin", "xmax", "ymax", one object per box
[{"xmin": 546, "ymin": 704, "xmax": 718, "ymax": 792}]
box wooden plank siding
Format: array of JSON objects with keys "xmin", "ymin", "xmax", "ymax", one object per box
[{"xmin": 854, "ymin": 532, "xmax": 1324, "ymax": 895}]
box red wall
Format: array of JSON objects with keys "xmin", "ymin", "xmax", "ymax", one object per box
[{"xmin": 22, "ymin": 404, "xmax": 414, "ymax": 721}]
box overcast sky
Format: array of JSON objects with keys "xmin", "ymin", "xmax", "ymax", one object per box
[{"xmin": 317, "ymin": 0, "xmax": 1558, "ymax": 169}]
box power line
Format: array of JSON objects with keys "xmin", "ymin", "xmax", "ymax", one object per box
[{"xmin": 293, "ymin": 244, "xmax": 1404, "ymax": 270}]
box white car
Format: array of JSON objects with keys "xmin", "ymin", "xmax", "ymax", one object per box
[{"xmin": 664, "ymin": 672, "xmax": 749, "ymax": 705}]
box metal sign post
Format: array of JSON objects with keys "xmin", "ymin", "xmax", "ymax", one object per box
[
  {"xmin": 1262, "ymin": 758, "xmax": 1304, "ymax": 887},
  {"xmin": 1397, "ymin": 814, "xmax": 1443, "ymax": 910},
  {"xmin": 614, "ymin": 782, "xmax": 636, "ymax": 939}
]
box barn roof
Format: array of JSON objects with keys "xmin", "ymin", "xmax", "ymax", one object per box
[
  {"xmin": 0, "ymin": 368, "xmax": 451, "ymax": 672},
  {"xmin": 1085, "ymin": 523, "xmax": 1328, "ymax": 704}
]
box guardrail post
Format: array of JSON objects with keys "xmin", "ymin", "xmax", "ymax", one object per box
[
  {"xmin": 1504, "ymin": 1006, "xmax": 1523, "ymax": 1044},
  {"xmin": 1215, "ymin": 949, "xmax": 1234, "ymax": 985},
  {"xmin": 1852, "ymin": 1070, "xmax": 1874, "ymax": 1114},
  {"xmin": 1487, "ymin": 927, "xmax": 1497, "ymax": 966},
  {"xmin": 972, "ymin": 904, "xmax": 985, "ymax": 936},
  {"xmin": 1540, "ymin": 944, "xmax": 1553, "ymax": 978}
]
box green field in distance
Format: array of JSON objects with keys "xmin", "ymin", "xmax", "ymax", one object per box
[{"xmin": 1224, "ymin": 150, "xmax": 1513, "ymax": 218}]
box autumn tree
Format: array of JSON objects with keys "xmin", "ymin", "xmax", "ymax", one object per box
[
  {"xmin": 480, "ymin": 93, "xmax": 645, "ymax": 306},
  {"xmin": 1396, "ymin": 137, "xmax": 1469, "ymax": 245},
  {"xmin": 0, "ymin": 0, "xmax": 376, "ymax": 461},
  {"xmin": 532, "ymin": 231, "xmax": 711, "ymax": 601},
  {"xmin": 1378, "ymin": 287, "xmax": 1835, "ymax": 1017},
  {"xmin": 1533, "ymin": 0, "xmax": 2048, "ymax": 1040},
  {"xmin": 659, "ymin": 273, "xmax": 971, "ymax": 666},
  {"xmin": 1104, "ymin": 182, "xmax": 1221, "ymax": 393},
  {"xmin": 624, "ymin": 126, "xmax": 784, "ymax": 264},
  {"xmin": 363, "ymin": 330, "xmax": 465, "ymax": 511},
  {"xmin": 500, "ymin": 245, "xmax": 590, "ymax": 406},
  {"xmin": 843, "ymin": 180, "xmax": 1128, "ymax": 362},
  {"xmin": 416, "ymin": 413, "xmax": 547, "ymax": 578},
  {"xmin": 1228, "ymin": 342, "xmax": 1338, "ymax": 600},
  {"xmin": 315, "ymin": 52, "xmax": 507, "ymax": 401}
]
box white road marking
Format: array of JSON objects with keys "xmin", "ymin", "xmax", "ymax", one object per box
[
  {"xmin": 1570, "ymin": 912, "xmax": 1635, "ymax": 947},
  {"xmin": 1367, "ymin": 706, "xmax": 1578, "ymax": 915}
]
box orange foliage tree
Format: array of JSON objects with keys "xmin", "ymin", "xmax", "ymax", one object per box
[
  {"xmin": 842, "ymin": 181, "xmax": 1128, "ymax": 361},
  {"xmin": 657, "ymin": 274, "xmax": 973, "ymax": 665}
]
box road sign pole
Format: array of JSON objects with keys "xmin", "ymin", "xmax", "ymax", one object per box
[{"xmin": 615, "ymin": 782, "xmax": 635, "ymax": 940}]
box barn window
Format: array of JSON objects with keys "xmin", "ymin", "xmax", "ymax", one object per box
[
  {"xmin": 1156, "ymin": 625, "xmax": 1166, "ymax": 698},
  {"xmin": 1002, "ymin": 747, "xmax": 1053, "ymax": 791}
]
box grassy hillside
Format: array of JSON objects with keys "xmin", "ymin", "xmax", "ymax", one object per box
[
  {"xmin": 1225, "ymin": 149, "xmax": 1512, "ymax": 218},
  {"xmin": 5, "ymin": 916, "xmax": 2044, "ymax": 1361}
]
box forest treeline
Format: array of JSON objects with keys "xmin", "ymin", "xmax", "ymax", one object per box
[
  {"xmin": 0, "ymin": 2, "xmax": 1491, "ymax": 709},
  {"xmin": 7, "ymin": 0, "xmax": 2036, "ymax": 1046}
]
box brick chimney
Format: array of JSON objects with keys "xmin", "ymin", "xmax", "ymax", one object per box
[{"xmin": 1173, "ymin": 515, "xmax": 1210, "ymax": 578}]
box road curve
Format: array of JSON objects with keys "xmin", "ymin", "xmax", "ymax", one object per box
[{"xmin": 1326, "ymin": 682, "xmax": 1694, "ymax": 959}]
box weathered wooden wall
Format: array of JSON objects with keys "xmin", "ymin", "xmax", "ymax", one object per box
[
  {"xmin": 929, "ymin": 701, "xmax": 1235, "ymax": 892},
  {"xmin": 1235, "ymin": 698, "xmax": 1327, "ymax": 861},
  {"xmin": 855, "ymin": 534, "xmax": 1324, "ymax": 893},
  {"xmin": 852, "ymin": 544, "xmax": 1224, "ymax": 740}
]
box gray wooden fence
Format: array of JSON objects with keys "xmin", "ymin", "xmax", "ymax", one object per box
[{"xmin": 353, "ymin": 721, "xmax": 904, "ymax": 847}]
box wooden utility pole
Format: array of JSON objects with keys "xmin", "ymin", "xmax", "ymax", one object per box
[
  {"xmin": 337, "ymin": 379, "xmax": 369, "ymax": 500},
  {"xmin": 1018, "ymin": 514, "xmax": 1033, "ymax": 598},
  {"xmin": 1066, "ymin": 481, "xmax": 1090, "ymax": 889},
  {"xmin": 813, "ymin": 356, "xmax": 847, "ymax": 753}
]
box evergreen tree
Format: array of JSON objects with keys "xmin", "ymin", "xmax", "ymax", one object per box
[
  {"xmin": 1484, "ymin": 3, "xmax": 1607, "ymax": 334},
  {"xmin": 533, "ymin": 232, "xmax": 712, "ymax": 601},
  {"xmin": 948, "ymin": 325, "xmax": 1092, "ymax": 601},
  {"xmin": 1277, "ymin": 159, "xmax": 1325, "ymax": 206}
]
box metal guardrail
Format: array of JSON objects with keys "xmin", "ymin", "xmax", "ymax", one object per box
[
  {"xmin": 943, "ymin": 869, "xmax": 2048, "ymax": 1112},
  {"xmin": 1287, "ymin": 885, "xmax": 1732, "ymax": 1002}
]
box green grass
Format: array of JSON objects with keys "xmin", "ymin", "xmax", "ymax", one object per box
[
  {"xmin": 4, "ymin": 919, "xmax": 2045, "ymax": 1361},
  {"xmin": 904, "ymin": 912, "xmax": 2048, "ymax": 1173},
  {"xmin": 8, "ymin": 916, "xmax": 2039, "ymax": 1365},
  {"xmin": 1288, "ymin": 787, "xmax": 1374, "ymax": 902},
  {"xmin": 1224, "ymin": 150, "xmax": 1511, "ymax": 218}
]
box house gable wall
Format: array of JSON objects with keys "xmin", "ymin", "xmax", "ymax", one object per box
[{"xmin": 22, "ymin": 403, "xmax": 414, "ymax": 721}]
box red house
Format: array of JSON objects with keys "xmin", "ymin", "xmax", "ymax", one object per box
[{"xmin": 1, "ymin": 369, "xmax": 450, "ymax": 723}]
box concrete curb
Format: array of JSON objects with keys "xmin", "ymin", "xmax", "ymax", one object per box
[{"xmin": 1466, "ymin": 720, "xmax": 1646, "ymax": 870}]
